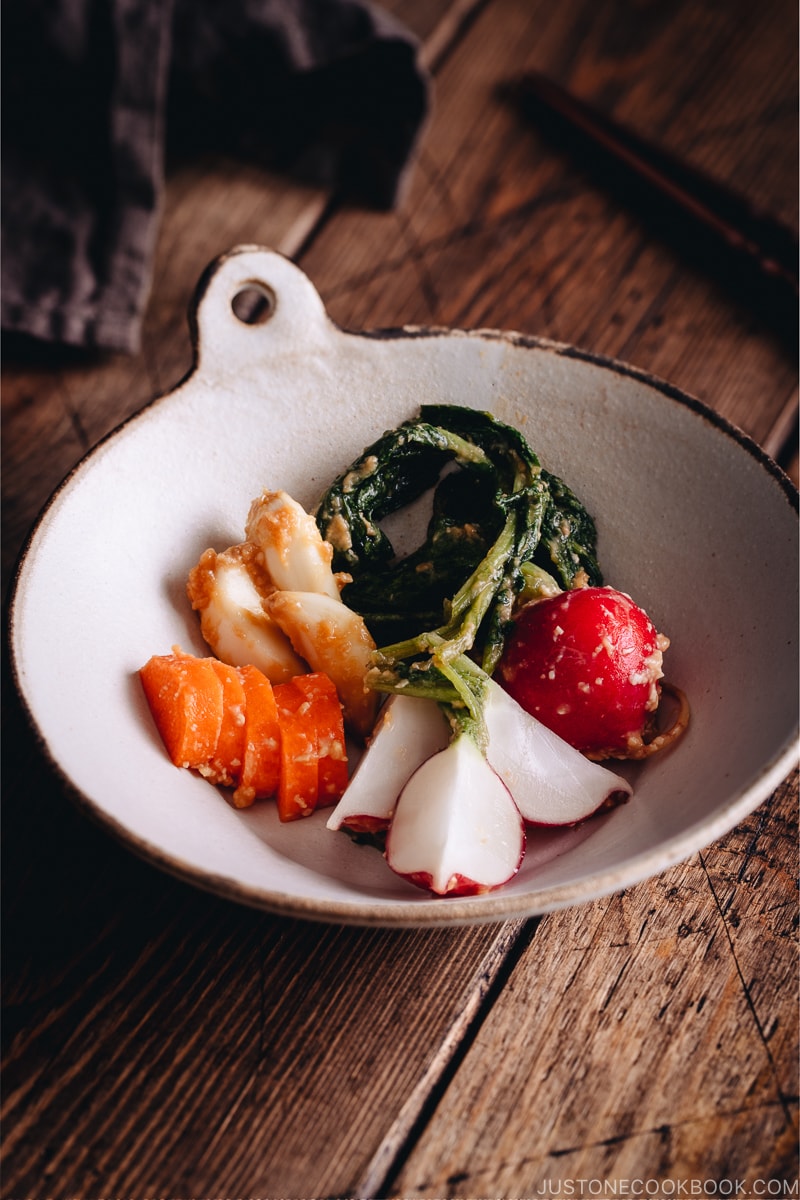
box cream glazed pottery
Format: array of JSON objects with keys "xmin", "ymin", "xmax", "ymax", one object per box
[{"xmin": 9, "ymin": 246, "xmax": 798, "ymax": 926}]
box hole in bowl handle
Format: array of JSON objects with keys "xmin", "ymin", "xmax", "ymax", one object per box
[
  {"xmin": 189, "ymin": 246, "xmax": 332, "ymax": 373},
  {"xmin": 230, "ymin": 282, "xmax": 276, "ymax": 326}
]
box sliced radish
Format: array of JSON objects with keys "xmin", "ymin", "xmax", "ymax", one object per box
[
  {"xmin": 326, "ymin": 695, "xmax": 450, "ymax": 834},
  {"xmin": 385, "ymin": 734, "xmax": 525, "ymax": 896},
  {"xmin": 483, "ymin": 678, "xmax": 632, "ymax": 826}
]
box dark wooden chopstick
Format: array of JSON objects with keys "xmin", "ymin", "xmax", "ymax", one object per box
[{"xmin": 508, "ymin": 70, "xmax": 799, "ymax": 304}]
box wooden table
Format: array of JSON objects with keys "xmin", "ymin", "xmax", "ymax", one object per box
[{"xmin": 3, "ymin": 1, "xmax": 797, "ymax": 1195}]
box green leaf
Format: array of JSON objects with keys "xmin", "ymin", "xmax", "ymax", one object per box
[{"xmin": 315, "ymin": 404, "xmax": 603, "ymax": 744}]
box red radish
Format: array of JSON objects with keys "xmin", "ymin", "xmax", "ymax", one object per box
[
  {"xmin": 384, "ymin": 734, "xmax": 525, "ymax": 896},
  {"xmin": 326, "ymin": 695, "xmax": 450, "ymax": 835},
  {"xmin": 497, "ymin": 586, "xmax": 668, "ymax": 759}
]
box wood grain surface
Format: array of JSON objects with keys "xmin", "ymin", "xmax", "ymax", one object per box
[{"xmin": 2, "ymin": 1, "xmax": 797, "ymax": 1196}]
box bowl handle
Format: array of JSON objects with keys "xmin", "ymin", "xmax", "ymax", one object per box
[{"xmin": 187, "ymin": 246, "xmax": 334, "ymax": 377}]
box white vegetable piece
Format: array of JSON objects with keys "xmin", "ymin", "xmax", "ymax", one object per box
[
  {"xmin": 326, "ymin": 695, "xmax": 450, "ymax": 833},
  {"xmin": 245, "ymin": 490, "xmax": 342, "ymax": 600},
  {"xmin": 265, "ymin": 589, "xmax": 379, "ymax": 738},
  {"xmin": 186, "ymin": 546, "xmax": 306, "ymax": 683},
  {"xmin": 327, "ymin": 679, "xmax": 631, "ymax": 842},
  {"xmin": 385, "ymin": 733, "xmax": 526, "ymax": 896},
  {"xmin": 482, "ymin": 678, "xmax": 632, "ymax": 825}
]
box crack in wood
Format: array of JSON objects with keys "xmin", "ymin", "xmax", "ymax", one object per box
[
  {"xmin": 309, "ymin": 183, "xmax": 579, "ymax": 304},
  {"xmin": 734, "ymin": 805, "xmax": 773, "ymax": 885},
  {"xmin": 698, "ymin": 850, "xmax": 796, "ymax": 1127},
  {"xmin": 59, "ymin": 379, "xmax": 90, "ymax": 452},
  {"xmin": 548, "ymin": 1120, "xmax": 673, "ymax": 1158},
  {"xmin": 418, "ymin": 1099, "xmax": 797, "ymax": 1188},
  {"xmin": 546, "ymin": 1098, "xmax": 799, "ymax": 1161},
  {"xmin": 415, "ymin": 147, "xmax": 461, "ymax": 224},
  {"xmin": 395, "ymin": 209, "xmax": 442, "ymax": 318},
  {"xmin": 613, "ymin": 256, "xmax": 682, "ymax": 364},
  {"xmin": 599, "ymin": 958, "xmax": 631, "ymax": 1012}
]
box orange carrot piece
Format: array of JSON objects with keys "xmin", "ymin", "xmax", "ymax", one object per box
[
  {"xmin": 203, "ymin": 660, "xmax": 247, "ymax": 787},
  {"xmin": 273, "ymin": 680, "xmax": 319, "ymax": 822},
  {"xmin": 140, "ymin": 651, "xmax": 224, "ymax": 769},
  {"xmin": 291, "ymin": 672, "xmax": 348, "ymax": 807},
  {"xmin": 233, "ymin": 665, "xmax": 281, "ymax": 808}
]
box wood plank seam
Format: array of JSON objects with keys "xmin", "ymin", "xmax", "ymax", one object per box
[
  {"xmin": 760, "ymin": 389, "xmax": 799, "ymax": 476},
  {"xmin": 355, "ymin": 917, "xmax": 541, "ymax": 1199},
  {"xmin": 418, "ymin": 0, "xmax": 495, "ymax": 74}
]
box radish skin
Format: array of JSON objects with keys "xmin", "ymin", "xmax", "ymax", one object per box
[{"xmin": 385, "ymin": 734, "xmax": 525, "ymax": 896}]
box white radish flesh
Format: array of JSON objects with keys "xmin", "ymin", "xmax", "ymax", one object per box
[
  {"xmin": 326, "ymin": 695, "xmax": 450, "ymax": 833},
  {"xmin": 483, "ymin": 679, "xmax": 632, "ymax": 825},
  {"xmin": 385, "ymin": 734, "xmax": 525, "ymax": 896}
]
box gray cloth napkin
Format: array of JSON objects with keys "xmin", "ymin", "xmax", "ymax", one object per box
[{"xmin": 1, "ymin": 0, "xmax": 429, "ymax": 353}]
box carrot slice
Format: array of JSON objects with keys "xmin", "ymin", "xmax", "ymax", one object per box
[
  {"xmin": 273, "ymin": 680, "xmax": 319, "ymax": 822},
  {"xmin": 291, "ymin": 672, "xmax": 348, "ymax": 807},
  {"xmin": 140, "ymin": 651, "xmax": 224, "ymax": 769},
  {"xmin": 233, "ymin": 665, "xmax": 281, "ymax": 808},
  {"xmin": 202, "ymin": 660, "xmax": 247, "ymax": 787}
]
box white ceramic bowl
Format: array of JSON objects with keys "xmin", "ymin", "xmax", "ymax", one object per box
[{"xmin": 9, "ymin": 246, "xmax": 798, "ymax": 926}]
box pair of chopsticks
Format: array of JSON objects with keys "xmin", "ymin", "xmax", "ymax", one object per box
[{"xmin": 507, "ymin": 71, "xmax": 798, "ymax": 334}]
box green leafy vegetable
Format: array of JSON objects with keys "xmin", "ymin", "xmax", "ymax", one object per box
[
  {"xmin": 323, "ymin": 465, "xmax": 503, "ymax": 644},
  {"xmin": 539, "ymin": 469, "xmax": 602, "ymax": 589},
  {"xmin": 316, "ymin": 419, "xmax": 493, "ymax": 572},
  {"xmin": 315, "ymin": 404, "xmax": 602, "ymax": 742}
]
